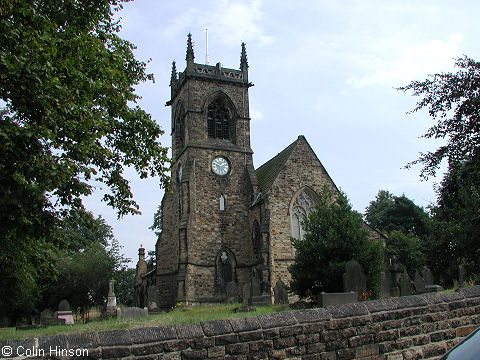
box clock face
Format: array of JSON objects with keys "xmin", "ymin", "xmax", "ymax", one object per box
[{"xmin": 211, "ymin": 157, "xmax": 229, "ymax": 176}]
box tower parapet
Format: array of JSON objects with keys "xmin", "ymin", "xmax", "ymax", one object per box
[{"xmin": 169, "ymin": 34, "xmax": 251, "ymax": 104}]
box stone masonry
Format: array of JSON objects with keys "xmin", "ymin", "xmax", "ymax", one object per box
[{"xmin": 6, "ymin": 286, "xmax": 480, "ymax": 359}]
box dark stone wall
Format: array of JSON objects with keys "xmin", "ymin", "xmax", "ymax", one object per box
[{"xmin": 4, "ymin": 286, "xmax": 480, "ymax": 359}]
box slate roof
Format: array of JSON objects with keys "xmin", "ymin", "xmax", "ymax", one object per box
[{"xmin": 255, "ymin": 136, "xmax": 301, "ymax": 193}]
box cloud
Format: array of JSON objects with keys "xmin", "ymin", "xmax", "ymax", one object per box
[
  {"xmin": 347, "ymin": 33, "xmax": 464, "ymax": 88},
  {"xmin": 161, "ymin": 1, "xmax": 274, "ymax": 46}
]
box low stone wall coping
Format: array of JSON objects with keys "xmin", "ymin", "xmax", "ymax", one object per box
[{"xmin": 2, "ymin": 286, "xmax": 479, "ymax": 359}]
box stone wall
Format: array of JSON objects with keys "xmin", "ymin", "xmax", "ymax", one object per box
[{"xmin": 4, "ymin": 286, "xmax": 480, "ymax": 360}]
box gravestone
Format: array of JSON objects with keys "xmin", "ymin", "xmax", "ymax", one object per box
[
  {"xmin": 225, "ymin": 281, "xmax": 239, "ymax": 304},
  {"xmin": 251, "ymin": 277, "xmax": 262, "ymax": 297},
  {"xmin": 56, "ymin": 300, "xmax": 74, "ymax": 325},
  {"xmin": 413, "ymin": 271, "xmax": 426, "ymax": 294},
  {"xmin": 399, "ymin": 271, "xmax": 412, "ymax": 296},
  {"xmin": 459, "ymin": 265, "xmax": 466, "ymax": 286},
  {"xmin": 420, "ymin": 266, "xmax": 434, "ymax": 286},
  {"xmin": 319, "ymin": 291, "xmax": 358, "ymax": 306},
  {"xmin": 117, "ymin": 307, "xmax": 148, "ymax": 320},
  {"xmin": 147, "ymin": 285, "xmax": 159, "ymax": 311},
  {"xmin": 106, "ymin": 279, "xmax": 117, "ymax": 315},
  {"xmin": 273, "ymin": 279, "xmax": 289, "ymax": 304},
  {"xmin": 58, "ymin": 299, "xmax": 70, "ymax": 311},
  {"xmin": 380, "ymin": 271, "xmax": 391, "ymax": 299},
  {"xmin": 242, "ymin": 282, "xmax": 252, "ymax": 305},
  {"xmin": 343, "ymin": 259, "xmax": 366, "ymax": 294},
  {"xmin": 40, "ymin": 309, "xmax": 54, "ymax": 320}
]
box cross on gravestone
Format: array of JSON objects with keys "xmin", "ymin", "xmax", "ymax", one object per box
[
  {"xmin": 274, "ymin": 279, "xmax": 289, "ymax": 304},
  {"xmin": 343, "ymin": 259, "xmax": 366, "ymax": 294},
  {"xmin": 413, "ymin": 271, "xmax": 426, "ymax": 294},
  {"xmin": 399, "ymin": 271, "xmax": 413, "ymax": 296},
  {"xmin": 225, "ymin": 281, "xmax": 239, "ymax": 304}
]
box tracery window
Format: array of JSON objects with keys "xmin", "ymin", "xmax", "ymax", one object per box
[
  {"xmin": 290, "ymin": 189, "xmax": 317, "ymax": 240},
  {"xmin": 207, "ymin": 98, "xmax": 230, "ymax": 140}
]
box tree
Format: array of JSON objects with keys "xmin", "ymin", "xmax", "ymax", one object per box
[
  {"xmin": 427, "ymin": 156, "xmax": 480, "ymax": 284},
  {"xmin": 386, "ymin": 230, "xmax": 424, "ymax": 275},
  {"xmin": 0, "ymin": 0, "xmax": 169, "ymax": 318},
  {"xmin": 43, "ymin": 214, "xmax": 134, "ymax": 313},
  {"xmin": 398, "ymin": 56, "xmax": 480, "ymax": 179},
  {"xmin": 365, "ymin": 190, "xmax": 431, "ymax": 239},
  {"xmin": 289, "ymin": 187, "xmax": 384, "ymax": 300}
]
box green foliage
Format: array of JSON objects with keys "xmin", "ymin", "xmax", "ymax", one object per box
[
  {"xmin": 0, "ymin": 0, "xmax": 169, "ymax": 319},
  {"xmin": 386, "ymin": 230, "xmax": 424, "ymax": 275},
  {"xmin": 398, "ymin": 56, "xmax": 480, "ymax": 179},
  {"xmin": 289, "ymin": 188, "xmax": 384, "ymax": 300},
  {"xmin": 365, "ymin": 190, "xmax": 431, "ymax": 239},
  {"xmin": 44, "ymin": 214, "xmax": 134, "ymax": 311},
  {"xmin": 427, "ymin": 157, "xmax": 480, "ymax": 284}
]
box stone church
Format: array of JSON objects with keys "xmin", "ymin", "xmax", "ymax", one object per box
[{"xmin": 134, "ymin": 34, "xmax": 384, "ymax": 309}]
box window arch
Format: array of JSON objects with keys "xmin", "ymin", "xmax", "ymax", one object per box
[
  {"xmin": 207, "ymin": 95, "xmax": 234, "ymax": 141},
  {"xmin": 290, "ymin": 188, "xmax": 318, "ymax": 240},
  {"xmin": 216, "ymin": 249, "xmax": 236, "ymax": 287}
]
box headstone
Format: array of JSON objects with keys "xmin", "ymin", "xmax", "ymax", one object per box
[
  {"xmin": 459, "ymin": 265, "xmax": 466, "ymax": 286},
  {"xmin": 225, "ymin": 281, "xmax": 239, "ymax": 304},
  {"xmin": 242, "ymin": 282, "xmax": 252, "ymax": 305},
  {"xmin": 117, "ymin": 307, "xmax": 148, "ymax": 320},
  {"xmin": 58, "ymin": 299, "xmax": 71, "ymax": 311},
  {"xmin": 399, "ymin": 271, "xmax": 412, "ymax": 296},
  {"xmin": 147, "ymin": 285, "xmax": 159, "ymax": 311},
  {"xmin": 413, "ymin": 271, "xmax": 426, "ymax": 294},
  {"xmin": 380, "ymin": 271, "xmax": 391, "ymax": 299},
  {"xmin": 40, "ymin": 309, "xmax": 54, "ymax": 320},
  {"xmin": 343, "ymin": 260, "xmax": 366, "ymax": 294},
  {"xmin": 251, "ymin": 277, "xmax": 262, "ymax": 297},
  {"xmin": 106, "ymin": 279, "xmax": 117, "ymax": 314},
  {"xmin": 273, "ymin": 279, "xmax": 289, "ymax": 304},
  {"xmin": 56, "ymin": 300, "xmax": 74, "ymax": 325},
  {"xmin": 420, "ymin": 266, "xmax": 434, "ymax": 286}
]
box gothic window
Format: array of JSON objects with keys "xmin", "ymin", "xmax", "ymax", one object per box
[
  {"xmin": 290, "ymin": 189, "xmax": 317, "ymax": 240},
  {"xmin": 217, "ymin": 250, "xmax": 233, "ymax": 287},
  {"xmin": 207, "ymin": 98, "xmax": 231, "ymax": 140}
]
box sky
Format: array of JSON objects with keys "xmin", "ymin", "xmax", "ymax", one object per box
[{"xmin": 84, "ymin": 0, "xmax": 480, "ymax": 265}]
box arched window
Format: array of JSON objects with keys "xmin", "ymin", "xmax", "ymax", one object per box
[
  {"xmin": 174, "ymin": 102, "xmax": 186, "ymax": 151},
  {"xmin": 207, "ymin": 98, "xmax": 231, "ymax": 140},
  {"xmin": 290, "ymin": 189, "xmax": 318, "ymax": 240},
  {"xmin": 217, "ymin": 250, "xmax": 233, "ymax": 287}
]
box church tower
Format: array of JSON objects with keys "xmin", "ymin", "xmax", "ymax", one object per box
[{"xmin": 156, "ymin": 34, "xmax": 259, "ymax": 306}]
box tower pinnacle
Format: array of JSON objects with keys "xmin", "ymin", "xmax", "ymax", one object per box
[
  {"xmin": 170, "ymin": 61, "xmax": 177, "ymax": 86},
  {"xmin": 186, "ymin": 33, "xmax": 195, "ymax": 67},
  {"xmin": 240, "ymin": 42, "xmax": 248, "ymax": 70}
]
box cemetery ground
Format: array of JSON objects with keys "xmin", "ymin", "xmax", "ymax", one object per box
[{"xmin": 0, "ymin": 303, "xmax": 289, "ymax": 341}]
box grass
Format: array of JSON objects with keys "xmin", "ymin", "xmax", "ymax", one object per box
[{"xmin": 0, "ymin": 303, "xmax": 289, "ymax": 341}]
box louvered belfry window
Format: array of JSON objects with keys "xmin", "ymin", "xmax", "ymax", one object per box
[{"xmin": 207, "ymin": 99, "xmax": 230, "ymax": 140}]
